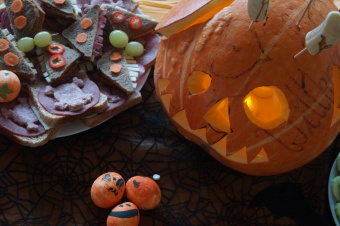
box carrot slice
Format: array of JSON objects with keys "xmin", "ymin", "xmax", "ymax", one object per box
[
  {"xmin": 11, "ymin": 0, "xmax": 24, "ymax": 13},
  {"xmin": 13, "ymin": 16, "xmax": 27, "ymax": 29},
  {"xmin": 4, "ymin": 53, "xmax": 19, "ymax": 66},
  {"xmin": 110, "ymin": 52, "xmax": 122, "ymax": 62},
  {"xmin": 76, "ymin": 33, "xmax": 87, "ymax": 43},
  {"xmin": 110, "ymin": 64, "xmax": 122, "ymax": 73},
  {"xmin": 80, "ymin": 18, "xmax": 93, "ymax": 30},
  {"xmin": 53, "ymin": 0, "xmax": 65, "ymax": 4},
  {"xmin": 0, "ymin": 39, "xmax": 9, "ymax": 52}
]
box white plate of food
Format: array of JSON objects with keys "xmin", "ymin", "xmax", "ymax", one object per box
[
  {"xmin": 328, "ymin": 154, "xmax": 340, "ymax": 226},
  {"xmin": 0, "ymin": 0, "xmax": 160, "ymax": 146}
]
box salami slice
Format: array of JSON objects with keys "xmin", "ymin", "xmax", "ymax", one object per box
[{"xmin": 38, "ymin": 77, "xmax": 100, "ymax": 116}]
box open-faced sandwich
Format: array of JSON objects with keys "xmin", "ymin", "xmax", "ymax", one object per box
[{"xmin": 0, "ymin": 0, "xmax": 160, "ymax": 147}]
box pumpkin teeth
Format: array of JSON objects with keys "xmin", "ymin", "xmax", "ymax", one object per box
[{"xmin": 249, "ymin": 148, "xmax": 269, "ymax": 163}]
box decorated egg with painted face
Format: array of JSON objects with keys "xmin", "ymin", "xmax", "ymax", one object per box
[
  {"xmin": 91, "ymin": 172, "xmax": 125, "ymax": 208},
  {"xmin": 126, "ymin": 176, "xmax": 161, "ymax": 210},
  {"xmin": 0, "ymin": 70, "xmax": 20, "ymax": 102},
  {"xmin": 107, "ymin": 202, "xmax": 140, "ymax": 226}
]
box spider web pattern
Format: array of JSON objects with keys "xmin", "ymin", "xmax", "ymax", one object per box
[{"xmin": 0, "ymin": 72, "xmax": 337, "ymax": 225}]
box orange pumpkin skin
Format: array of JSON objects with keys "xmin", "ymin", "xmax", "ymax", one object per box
[
  {"xmin": 154, "ymin": 0, "xmax": 340, "ymax": 176},
  {"xmin": 0, "ymin": 70, "xmax": 21, "ymax": 102}
]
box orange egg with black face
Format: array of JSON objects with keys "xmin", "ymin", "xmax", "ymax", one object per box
[
  {"xmin": 107, "ymin": 202, "xmax": 140, "ymax": 226},
  {"xmin": 91, "ymin": 172, "xmax": 125, "ymax": 208},
  {"xmin": 0, "ymin": 70, "xmax": 20, "ymax": 102},
  {"xmin": 125, "ymin": 176, "xmax": 161, "ymax": 210}
]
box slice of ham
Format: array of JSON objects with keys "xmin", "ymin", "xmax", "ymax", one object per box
[
  {"xmin": 96, "ymin": 81, "xmax": 128, "ymax": 112},
  {"xmin": 0, "ymin": 93, "xmax": 46, "ymax": 137},
  {"xmin": 0, "ymin": 9, "xmax": 12, "ymax": 33},
  {"xmin": 38, "ymin": 77, "xmax": 101, "ymax": 116}
]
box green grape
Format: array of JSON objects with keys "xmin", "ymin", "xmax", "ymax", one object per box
[
  {"xmin": 34, "ymin": 31, "xmax": 52, "ymax": 47},
  {"xmin": 125, "ymin": 41, "xmax": 144, "ymax": 57},
  {"xmin": 109, "ymin": 30, "xmax": 128, "ymax": 48},
  {"xmin": 17, "ymin": 37, "xmax": 35, "ymax": 52}
]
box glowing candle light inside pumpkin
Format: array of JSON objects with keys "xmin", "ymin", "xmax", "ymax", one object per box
[{"xmin": 243, "ymin": 86, "xmax": 290, "ymax": 129}]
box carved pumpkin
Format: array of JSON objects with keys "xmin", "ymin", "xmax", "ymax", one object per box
[{"xmin": 154, "ymin": 0, "xmax": 340, "ymax": 176}]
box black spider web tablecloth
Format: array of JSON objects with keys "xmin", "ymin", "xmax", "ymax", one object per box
[{"xmin": 0, "ymin": 69, "xmax": 337, "ymax": 226}]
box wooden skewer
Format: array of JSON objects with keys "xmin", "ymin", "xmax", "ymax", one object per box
[
  {"xmin": 294, "ymin": 11, "xmax": 340, "ymax": 59},
  {"xmin": 296, "ymin": 0, "xmax": 314, "ymax": 27},
  {"xmin": 294, "ymin": 47, "xmax": 307, "ymax": 59},
  {"xmin": 248, "ymin": 21, "xmax": 255, "ymax": 30}
]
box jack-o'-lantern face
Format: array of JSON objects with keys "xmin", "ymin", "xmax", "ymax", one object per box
[{"xmin": 154, "ymin": 0, "xmax": 340, "ymax": 176}]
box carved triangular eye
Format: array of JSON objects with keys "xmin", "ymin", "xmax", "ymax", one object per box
[
  {"xmin": 243, "ymin": 86, "xmax": 290, "ymax": 129},
  {"xmin": 187, "ymin": 71, "xmax": 212, "ymax": 95}
]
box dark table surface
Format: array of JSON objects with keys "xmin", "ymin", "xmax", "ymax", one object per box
[{"xmin": 0, "ymin": 69, "xmax": 338, "ymax": 226}]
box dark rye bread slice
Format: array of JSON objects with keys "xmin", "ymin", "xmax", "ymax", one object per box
[
  {"xmin": 97, "ymin": 48, "xmax": 134, "ymax": 94},
  {"xmin": 27, "ymin": 71, "xmax": 108, "ymax": 128},
  {"xmin": 62, "ymin": 4, "xmax": 105, "ymax": 61},
  {"xmin": 4, "ymin": 0, "xmax": 45, "ymax": 39},
  {"xmin": 39, "ymin": 0, "xmax": 76, "ymax": 20},
  {"xmin": 0, "ymin": 29, "xmax": 36, "ymax": 83},
  {"xmin": 37, "ymin": 42, "xmax": 81, "ymax": 86},
  {"xmin": 101, "ymin": 5, "xmax": 158, "ymax": 39}
]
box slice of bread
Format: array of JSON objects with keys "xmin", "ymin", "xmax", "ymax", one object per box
[
  {"xmin": 2, "ymin": 123, "xmax": 59, "ymax": 147},
  {"xmin": 40, "ymin": 0, "xmax": 78, "ymax": 32},
  {"xmin": 101, "ymin": 5, "xmax": 158, "ymax": 39},
  {"xmin": 36, "ymin": 42, "xmax": 81, "ymax": 86},
  {"xmin": 82, "ymin": 89, "xmax": 142, "ymax": 127},
  {"xmin": 97, "ymin": 48, "xmax": 135, "ymax": 94},
  {"xmin": 0, "ymin": 89, "xmax": 59, "ymax": 147},
  {"xmin": 39, "ymin": 0, "xmax": 77, "ymax": 20},
  {"xmin": 4, "ymin": 0, "xmax": 45, "ymax": 39},
  {"xmin": 0, "ymin": 28, "xmax": 36, "ymax": 83},
  {"xmin": 27, "ymin": 72, "xmax": 108, "ymax": 128},
  {"xmin": 62, "ymin": 4, "xmax": 105, "ymax": 61}
]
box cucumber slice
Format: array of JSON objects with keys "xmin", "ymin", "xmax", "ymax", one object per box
[
  {"xmin": 335, "ymin": 203, "xmax": 340, "ymax": 221},
  {"xmin": 332, "ymin": 176, "xmax": 340, "ymax": 202},
  {"xmin": 337, "ymin": 154, "xmax": 340, "ymax": 173}
]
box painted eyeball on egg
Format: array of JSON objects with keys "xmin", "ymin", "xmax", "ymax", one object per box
[
  {"xmin": 125, "ymin": 176, "xmax": 161, "ymax": 210},
  {"xmin": 91, "ymin": 172, "xmax": 125, "ymax": 208},
  {"xmin": 107, "ymin": 202, "xmax": 140, "ymax": 226},
  {"xmin": 0, "ymin": 70, "xmax": 21, "ymax": 102}
]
